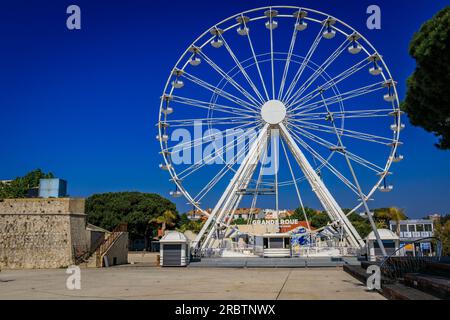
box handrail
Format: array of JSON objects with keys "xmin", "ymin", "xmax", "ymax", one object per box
[
  {"xmin": 379, "ymin": 236, "xmax": 442, "ymax": 280},
  {"xmin": 95, "ymin": 223, "xmax": 128, "ymax": 266}
]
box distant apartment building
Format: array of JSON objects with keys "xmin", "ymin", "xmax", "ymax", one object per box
[
  {"xmin": 261, "ymin": 209, "xmax": 294, "ymax": 220},
  {"xmin": 233, "ymin": 208, "xmax": 261, "ymax": 220},
  {"xmin": 187, "ymin": 208, "xmax": 211, "ymax": 221},
  {"xmin": 428, "ymin": 213, "xmax": 441, "ymax": 222}
]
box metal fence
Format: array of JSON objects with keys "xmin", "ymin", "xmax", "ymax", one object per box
[
  {"xmin": 379, "ymin": 237, "xmax": 442, "ymax": 281},
  {"xmin": 191, "ymin": 245, "xmax": 362, "ymax": 258}
]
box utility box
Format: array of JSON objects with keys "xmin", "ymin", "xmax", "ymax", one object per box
[
  {"xmin": 39, "ymin": 179, "xmax": 67, "ymax": 198},
  {"xmin": 160, "ymin": 231, "xmax": 189, "ymax": 267}
]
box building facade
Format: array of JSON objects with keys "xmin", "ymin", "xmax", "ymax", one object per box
[{"xmin": 389, "ymin": 219, "xmax": 434, "ymax": 256}]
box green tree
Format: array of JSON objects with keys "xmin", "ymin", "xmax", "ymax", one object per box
[
  {"xmin": 310, "ymin": 211, "xmax": 331, "ymax": 228},
  {"xmin": 0, "ymin": 169, "xmax": 54, "ymax": 199},
  {"xmin": 85, "ymin": 192, "xmax": 178, "ymax": 249},
  {"xmin": 177, "ymin": 219, "xmax": 204, "ymax": 233},
  {"xmin": 292, "ymin": 207, "xmax": 317, "ymax": 222},
  {"xmin": 347, "ymin": 212, "xmax": 372, "ymax": 238},
  {"xmin": 177, "ymin": 213, "xmax": 190, "ymax": 227},
  {"xmin": 232, "ymin": 217, "xmax": 247, "ymax": 225},
  {"xmin": 402, "ymin": 7, "xmax": 450, "ymax": 149},
  {"xmin": 434, "ymin": 217, "xmax": 450, "ymax": 256},
  {"xmin": 374, "ymin": 207, "xmax": 407, "ymax": 232},
  {"xmin": 150, "ymin": 210, "xmax": 178, "ymax": 236}
]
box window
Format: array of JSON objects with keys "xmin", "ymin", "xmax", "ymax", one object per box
[
  {"xmin": 270, "ymin": 238, "xmax": 284, "ymax": 249},
  {"xmin": 408, "ymin": 225, "xmax": 415, "ymax": 232},
  {"xmin": 424, "ymin": 224, "xmax": 432, "ymax": 232},
  {"xmin": 374, "ymin": 240, "xmax": 396, "ymax": 248},
  {"xmin": 400, "ymin": 225, "xmax": 407, "ymax": 232},
  {"xmin": 390, "ymin": 223, "xmax": 397, "ymax": 231},
  {"xmin": 416, "ymin": 224, "xmax": 424, "ymax": 232},
  {"xmin": 263, "ymin": 238, "xmax": 268, "ymax": 249}
]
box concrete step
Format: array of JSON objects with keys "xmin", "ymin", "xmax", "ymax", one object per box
[
  {"xmin": 361, "ymin": 260, "xmax": 379, "ymax": 270},
  {"xmin": 343, "ymin": 264, "xmax": 393, "ymax": 284},
  {"xmin": 403, "ymin": 273, "xmax": 450, "ymax": 299},
  {"xmin": 344, "ymin": 264, "xmax": 442, "ymax": 300},
  {"xmin": 382, "ymin": 283, "xmax": 440, "ymax": 300},
  {"xmin": 424, "ymin": 261, "xmax": 450, "ymax": 278}
]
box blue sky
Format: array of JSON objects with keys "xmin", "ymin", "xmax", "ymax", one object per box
[{"xmin": 0, "ymin": 0, "xmax": 449, "ymax": 218}]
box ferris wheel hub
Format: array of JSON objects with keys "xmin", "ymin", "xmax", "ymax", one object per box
[{"xmin": 260, "ymin": 100, "xmax": 287, "ymax": 125}]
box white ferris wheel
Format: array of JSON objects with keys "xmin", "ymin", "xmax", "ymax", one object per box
[{"xmin": 157, "ymin": 6, "xmax": 404, "ymax": 255}]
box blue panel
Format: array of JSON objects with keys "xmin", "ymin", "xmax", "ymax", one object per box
[{"xmin": 38, "ymin": 179, "xmax": 67, "ymax": 198}]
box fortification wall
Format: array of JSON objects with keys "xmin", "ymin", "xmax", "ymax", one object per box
[{"xmin": 0, "ymin": 198, "xmax": 88, "ymax": 269}]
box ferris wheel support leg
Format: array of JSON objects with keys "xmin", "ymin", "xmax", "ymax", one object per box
[
  {"xmin": 279, "ymin": 123, "xmax": 365, "ymax": 249},
  {"xmin": 201, "ymin": 128, "xmax": 270, "ymax": 250},
  {"xmin": 191, "ymin": 124, "xmax": 270, "ymax": 251}
]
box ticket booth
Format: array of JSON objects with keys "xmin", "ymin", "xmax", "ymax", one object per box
[
  {"xmin": 160, "ymin": 231, "xmax": 190, "ymax": 267},
  {"xmin": 262, "ymin": 233, "xmax": 291, "ymax": 257}
]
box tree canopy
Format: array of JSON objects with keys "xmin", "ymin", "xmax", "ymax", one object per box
[
  {"xmin": 0, "ymin": 169, "xmax": 54, "ymax": 200},
  {"xmin": 402, "ymin": 6, "xmax": 450, "ymax": 149},
  {"xmin": 85, "ymin": 192, "xmax": 178, "ymax": 240},
  {"xmin": 177, "ymin": 213, "xmax": 204, "ymax": 233}
]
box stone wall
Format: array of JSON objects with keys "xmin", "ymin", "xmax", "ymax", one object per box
[{"xmin": 0, "ymin": 198, "xmax": 88, "ymax": 269}]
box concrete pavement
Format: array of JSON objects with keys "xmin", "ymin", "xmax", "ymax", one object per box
[{"xmin": 0, "ymin": 265, "xmax": 384, "ymax": 300}]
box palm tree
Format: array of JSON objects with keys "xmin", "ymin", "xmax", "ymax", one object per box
[
  {"xmin": 151, "ymin": 210, "xmax": 178, "ymax": 237},
  {"xmin": 388, "ymin": 207, "xmax": 407, "ymax": 235},
  {"xmin": 374, "ymin": 207, "xmax": 407, "ymax": 234}
]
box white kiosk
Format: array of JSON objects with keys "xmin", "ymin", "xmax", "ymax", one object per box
[
  {"xmin": 160, "ymin": 231, "xmax": 190, "ymax": 267},
  {"xmin": 366, "ymin": 229, "xmax": 400, "ymax": 261}
]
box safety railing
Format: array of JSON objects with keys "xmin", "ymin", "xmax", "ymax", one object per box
[
  {"xmin": 291, "ymin": 246, "xmax": 361, "ymax": 257},
  {"xmin": 379, "ymin": 237, "xmax": 442, "ymax": 281},
  {"xmin": 95, "ymin": 223, "xmax": 128, "ymax": 266}
]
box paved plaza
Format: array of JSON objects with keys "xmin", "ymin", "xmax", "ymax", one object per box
[{"xmin": 0, "ymin": 258, "xmax": 384, "ymax": 300}]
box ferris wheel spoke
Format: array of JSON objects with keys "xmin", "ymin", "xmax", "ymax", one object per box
[
  {"xmin": 289, "ymin": 126, "xmax": 384, "ymax": 173},
  {"xmin": 166, "ymin": 116, "xmax": 257, "ymax": 128},
  {"xmin": 269, "ymin": 14, "xmax": 276, "ymax": 99},
  {"xmin": 199, "ymin": 51, "xmax": 264, "ymax": 107},
  {"xmin": 162, "ymin": 121, "xmax": 257, "ymax": 154},
  {"xmin": 179, "ymin": 131, "xmax": 253, "ymax": 181},
  {"xmin": 288, "ymin": 58, "xmax": 372, "ymax": 109},
  {"xmin": 282, "ymin": 23, "xmax": 326, "ymax": 103},
  {"xmin": 241, "ymin": 16, "xmax": 270, "ymax": 101},
  {"xmin": 286, "ymin": 38, "xmax": 350, "ymax": 106},
  {"xmin": 216, "ymin": 28, "xmax": 266, "ymax": 104},
  {"xmin": 294, "ymin": 108, "xmax": 395, "ymax": 121},
  {"xmin": 176, "ymin": 123, "xmax": 258, "ymax": 179},
  {"xmin": 290, "ymin": 119, "xmax": 394, "ymax": 145},
  {"xmin": 288, "ymin": 129, "xmax": 360, "ymax": 196},
  {"xmin": 194, "ymin": 133, "xmax": 255, "ymax": 202},
  {"xmin": 291, "ymin": 81, "xmax": 385, "ymax": 115},
  {"xmin": 182, "ymin": 71, "xmax": 259, "ymax": 111},
  {"xmin": 277, "ymin": 15, "xmax": 300, "ymax": 100},
  {"xmin": 171, "ymin": 95, "xmax": 258, "ymax": 117},
  {"xmin": 317, "ymin": 90, "xmax": 381, "ymax": 238}
]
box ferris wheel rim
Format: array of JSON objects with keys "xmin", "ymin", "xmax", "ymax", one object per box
[{"xmin": 157, "ymin": 5, "xmax": 402, "ymax": 222}]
